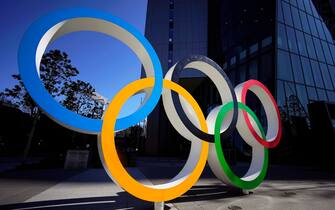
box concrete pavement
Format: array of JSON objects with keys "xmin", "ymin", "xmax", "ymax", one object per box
[{"xmin": 0, "ymin": 161, "xmax": 335, "ymax": 209}]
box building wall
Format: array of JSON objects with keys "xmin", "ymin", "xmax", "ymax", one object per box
[
  {"xmin": 144, "ymin": 0, "xmax": 207, "ymax": 74},
  {"xmin": 143, "ymin": 0, "xmax": 335, "ymax": 158},
  {"xmin": 144, "ymin": 0, "xmax": 208, "ymax": 155},
  {"xmin": 276, "ymin": 0, "xmax": 335, "ymax": 115}
]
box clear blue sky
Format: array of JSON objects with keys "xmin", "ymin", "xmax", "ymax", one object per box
[{"xmin": 0, "ymin": 0, "xmax": 148, "ymax": 117}]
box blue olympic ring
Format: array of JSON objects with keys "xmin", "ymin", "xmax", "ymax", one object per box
[{"xmin": 18, "ymin": 8, "xmax": 163, "ymax": 134}]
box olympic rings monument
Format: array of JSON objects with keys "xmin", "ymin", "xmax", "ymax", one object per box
[{"xmin": 18, "ymin": 8, "xmax": 282, "ymax": 209}]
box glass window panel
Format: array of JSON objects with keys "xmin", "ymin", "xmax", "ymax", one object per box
[
  {"xmin": 249, "ymin": 59, "xmax": 258, "ymax": 80},
  {"xmin": 310, "ymin": 60, "xmax": 325, "ymax": 88},
  {"xmin": 307, "ymin": 86, "xmax": 318, "ymax": 101},
  {"xmin": 277, "ymin": 50, "xmax": 294, "ymax": 81},
  {"xmin": 328, "ymin": 44, "xmax": 335, "ymax": 63},
  {"xmin": 327, "ymin": 91, "xmax": 335, "ymax": 102},
  {"xmin": 301, "ymin": 57, "xmax": 315, "ymax": 85},
  {"xmin": 277, "ymin": 0, "xmax": 284, "ymax": 22},
  {"xmin": 262, "ymin": 36, "xmax": 272, "ymax": 47},
  {"xmin": 299, "ymin": 10, "xmax": 311, "ymax": 34},
  {"xmin": 223, "ymin": 62, "xmax": 227, "ymax": 70},
  {"xmin": 230, "ymin": 56, "xmax": 236, "ymax": 66},
  {"xmin": 328, "ymin": 65, "xmax": 335, "ymax": 89},
  {"xmin": 307, "ymin": 15, "xmax": 318, "ymax": 37},
  {"xmin": 291, "ymin": 6, "xmax": 302, "ymax": 30},
  {"xmin": 291, "ymin": 54, "xmax": 304, "ymax": 83},
  {"xmin": 317, "ymin": 88, "xmax": 328, "ymax": 101},
  {"xmin": 305, "ymin": 34, "xmax": 317, "ymax": 59},
  {"xmin": 240, "ymin": 50, "xmax": 246, "ymax": 60},
  {"xmin": 296, "ymin": 30, "xmax": 308, "ymax": 57},
  {"xmin": 284, "ymin": 82, "xmax": 297, "ymax": 107},
  {"xmin": 319, "ymin": 63, "xmax": 334, "ymax": 90},
  {"xmin": 296, "ymin": 84, "xmax": 308, "ymax": 111},
  {"xmin": 303, "ymin": 0, "xmax": 313, "ymax": 15},
  {"xmin": 296, "ymin": 0, "xmax": 305, "ymax": 10},
  {"xmin": 315, "ymin": 19, "xmax": 326, "ymax": 40},
  {"xmin": 277, "ymin": 23, "xmax": 288, "ymax": 50},
  {"xmin": 286, "ymin": 26, "xmax": 298, "ymax": 53},
  {"xmin": 321, "ymin": 41, "xmax": 334, "ymax": 65},
  {"xmin": 290, "ymin": 0, "xmax": 298, "ymax": 7},
  {"xmin": 276, "ymin": 80, "xmax": 286, "ymax": 108},
  {"xmin": 282, "ymin": 2, "xmax": 294, "ymax": 26},
  {"xmin": 250, "ymin": 43, "xmax": 258, "ymax": 54},
  {"xmin": 322, "ymin": 21, "xmax": 333, "ymax": 43},
  {"xmin": 312, "ymin": 37, "xmax": 326, "ymax": 62}
]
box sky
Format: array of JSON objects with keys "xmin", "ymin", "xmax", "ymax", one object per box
[{"xmin": 0, "ymin": 0, "xmax": 148, "ymax": 117}]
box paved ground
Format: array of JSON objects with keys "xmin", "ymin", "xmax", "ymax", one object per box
[{"xmin": 0, "ymin": 159, "xmax": 335, "ymax": 210}]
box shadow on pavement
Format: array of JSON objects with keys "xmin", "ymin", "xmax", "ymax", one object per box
[
  {"xmin": 0, "ymin": 193, "xmax": 153, "ymax": 210},
  {"xmin": 172, "ymin": 185, "xmax": 247, "ymax": 203}
]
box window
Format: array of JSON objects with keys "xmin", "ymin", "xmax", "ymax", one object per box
[
  {"xmin": 303, "ymin": 0, "xmax": 313, "ymax": 15},
  {"xmin": 291, "ymin": 6, "xmax": 302, "ymax": 30},
  {"xmin": 312, "ymin": 37, "xmax": 325, "ymax": 62},
  {"xmin": 291, "ymin": 54, "xmax": 304, "ymax": 83},
  {"xmin": 230, "ymin": 56, "xmax": 236, "ymax": 66},
  {"xmin": 250, "ymin": 43, "xmax": 258, "ymax": 54},
  {"xmin": 315, "ymin": 19, "xmax": 326, "ymax": 40},
  {"xmin": 277, "ymin": 0, "xmax": 284, "ymax": 22},
  {"xmin": 262, "ymin": 36, "xmax": 272, "ymax": 47},
  {"xmin": 277, "ymin": 23, "xmax": 288, "ymax": 50},
  {"xmin": 284, "ymin": 82, "xmax": 297, "ymax": 102},
  {"xmin": 307, "ymin": 15, "xmax": 318, "ymax": 37},
  {"xmin": 169, "ymin": 10, "xmax": 174, "ymax": 19},
  {"xmin": 276, "ymin": 80, "xmax": 286, "ymax": 108},
  {"xmin": 310, "ymin": 60, "xmax": 325, "ymax": 88},
  {"xmin": 317, "ymin": 88, "xmax": 328, "ymax": 101},
  {"xmin": 328, "ymin": 44, "xmax": 335, "ymax": 63},
  {"xmin": 169, "ymin": 29, "xmax": 173, "ymax": 38},
  {"xmin": 295, "ymin": 30, "xmax": 308, "ymax": 57},
  {"xmin": 282, "ymin": 2, "xmax": 293, "ymax": 26},
  {"xmin": 296, "ymin": 0, "xmax": 305, "ymax": 11},
  {"xmin": 169, "ymin": 1, "xmax": 174, "ymax": 10},
  {"xmin": 307, "ymin": 86, "xmax": 318, "ymax": 101},
  {"xmin": 290, "ymin": 0, "xmax": 298, "ymax": 7},
  {"xmin": 321, "ymin": 41, "xmax": 333, "ymax": 65},
  {"xmin": 300, "ymin": 11, "xmax": 311, "ymax": 34},
  {"xmin": 296, "ymin": 84, "xmax": 308, "ymax": 111},
  {"xmin": 301, "ymin": 57, "xmax": 315, "ymax": 85},
  {"xmin": 328, "ymin": 65, "xmax": 335, "ymax": 88},
  {"xmin": 286, "ymin": 26, "xmax": 298, "ymax": 53},
  {"xmin": 223, "ymin": 62, "xmax": 227, "ymax": 70},
  {"xmin": 277, "ymin": 50, "xmax": 293, "ymax": 81},
  {"xmin": 319, "ymin": 63, "xmax": 334, "ymax": 90},
  {"xmin": 240, "ymin": 50, "xmax": 246, "ymax": 60},
  {"xmin": 304, "ymin": 34, "xmax": 317, "ymax": 59},
  {"xmin": 327, "ymin": 91, "xmax": 335, "ymax": 102}
]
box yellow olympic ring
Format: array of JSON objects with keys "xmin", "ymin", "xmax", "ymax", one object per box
[{"xmin": 99, "ymin": 78, "xmax": 209, "ymax": 202}]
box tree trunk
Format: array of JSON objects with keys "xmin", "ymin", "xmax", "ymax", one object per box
[{"xmin": 22, "ymin": 115, "xmax": 38, "ymax": 164}]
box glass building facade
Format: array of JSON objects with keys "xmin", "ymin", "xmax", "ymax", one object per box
[
  {"xmin": 276, "ymin": 0, "xmax": 335, "ymax": 117},
  {"xmin": 144, "ymin": 0, "xmax": 335, "ymax": 160}
]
